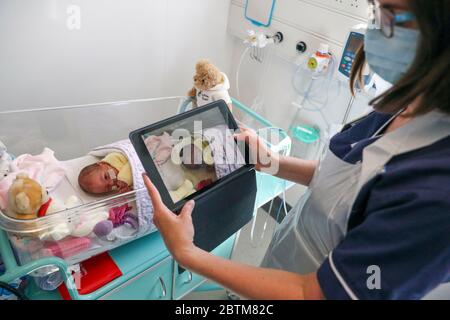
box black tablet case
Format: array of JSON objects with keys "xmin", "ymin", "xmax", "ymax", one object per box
[
  {"xmin": 176, "ymin": 167, "xmax": 256, "ymax": 274},
  {"xmin": 190, "ymin": 167, "xmax": 256, "ymax": 253}
]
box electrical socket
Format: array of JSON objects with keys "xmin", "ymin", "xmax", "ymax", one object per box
[
  {"xmin": 329, "ymin": 0, "xmax": 367, "ymax": 16},
  {"xmin": 349, "ymin": 0, "xmax": 361, "ymax": 9}
]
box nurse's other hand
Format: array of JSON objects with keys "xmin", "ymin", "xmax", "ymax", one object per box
[
  {"xmin": 143, "ymin": 174, "xmax": 197, "ymax": 265},
  {"xmin": 234, "ymin": 127, "xmax": 280, "ymax": 173}
]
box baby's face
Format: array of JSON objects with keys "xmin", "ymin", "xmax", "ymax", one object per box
[{"xmin": 79, "ymin": 162, "xmax": 117, "ymax": 194}]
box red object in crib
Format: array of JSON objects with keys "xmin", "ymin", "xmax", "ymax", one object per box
[
  {"xmin": 58, "ymin": 252, "xmax": 122, "ymax": 300},
  {"xmin": 38, "ymin": 198, "xmax": 52, "ymax": 217},
  {"xmin": 196, "ymin": 179, "xmax": 213, "ymax": 191}
]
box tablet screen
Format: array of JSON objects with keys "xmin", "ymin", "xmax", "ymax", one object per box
[{"xmin": 140, "ymin": 106, "xmax": 246, "ymax": 204}]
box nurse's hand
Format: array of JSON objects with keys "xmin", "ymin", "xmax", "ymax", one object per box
[
  {"xmin": 234, "ymin": 127, "xmax": 280, "ymax": 173},
  {"xmin": 143, "ymin": 173, "xmax": 197, "ymax": 265}
]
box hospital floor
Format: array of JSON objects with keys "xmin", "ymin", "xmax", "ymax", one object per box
[{"xmin": 183, "ymin": 207, "xmax": 278, "ymax": 300}]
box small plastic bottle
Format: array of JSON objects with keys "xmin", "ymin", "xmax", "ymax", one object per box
[
  {"xmin": 290, "ymin": 124, "xmax": 321, "ymax": 160},
  {"xmin": 34, "ymin": 271, "xmax": 64, "ymax": 291}
]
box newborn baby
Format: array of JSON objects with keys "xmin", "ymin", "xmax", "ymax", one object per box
[{"xmin": 78, "ymin": 152, "xmax": 133, "ymax": 195}]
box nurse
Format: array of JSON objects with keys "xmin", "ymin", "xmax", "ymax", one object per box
[{"xmin": 143, "ymin": 0, "xmax": 450, "ymax": 299}]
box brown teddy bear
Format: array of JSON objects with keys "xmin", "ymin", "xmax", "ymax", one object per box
[
  {"xmin": 187, "ymin": 59, "xmax": 232, "ymax": 111},
  {"xmin": 6, "ymin": 173, "xmax": 48, "ymax": 220}
]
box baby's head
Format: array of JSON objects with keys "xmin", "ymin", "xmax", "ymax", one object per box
[{"xmin": 78, "ymin": 162, "xmax": 120, "ymax": 195}]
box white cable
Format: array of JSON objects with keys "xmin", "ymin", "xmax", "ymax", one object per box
[
  {"xmin": 236, "ymin": 39, "xmax": 276, "ymax": 116},
  {"xmin": 251, "ymin": 45, "xmax": 275, "ymax": 114},
  {"xmin": 250, "ymin": 199, "xmax": 273, "ymax": 248},
  {"xmin": 250, "ymin": 127, "xmax": 288, "ymax": 248},
  {"xmin": 254, "ymin": 127, "xmax": 291, "ymax": 239},
  {"xmin": 292, "ymin": 55, "xmax": 337, "ymax": 113},
  {"xmin": 236, "ymin": 46, "xmax": 250, "ymax": 101},
  {"xmin": 279, "ymin": 143, "xmax": 290, "ymax": 219}
]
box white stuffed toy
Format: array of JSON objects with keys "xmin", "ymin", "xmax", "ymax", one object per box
[
  {"xmin": 187, "ymin": 59, "xmax": 232, "ymax": 110},
  {"xmin": 0, "ymin": 141, "xmax": 12, "ymax": 181},
  {"xmin": 38, "ymin": 195, "xmax": 82, "ymax": 241},
  {"xmin": 46, "ymin": 195, "xmax": 81, "ymax": 216},
  {"xmin": 41, "ymin": 194, "xmax": 110, "ymax": 239}
]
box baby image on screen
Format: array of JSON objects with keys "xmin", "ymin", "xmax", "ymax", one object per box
[{"xmin": 142, "ymin": 117, "xmax": 245, "ymax": 204}]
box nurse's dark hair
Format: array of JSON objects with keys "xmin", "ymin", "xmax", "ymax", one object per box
[{"xmin": 350, "ymin": 0, "xmax": 450, "ymax": 115}]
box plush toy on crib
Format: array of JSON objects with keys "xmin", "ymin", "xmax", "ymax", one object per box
[
  {"xmin": 6, "ymin": 174, "xmax": 47, "ymax": 220},
  {"xmin": 78, "ymin": 152, "xmax": 133, "ymax": 195},
  {"xmin": 6, "ymin": 173, "xmax": 80, "ymax": 220},
  {"xmin": 187, "ymin": 59, "xmax": 232, "ymax": 110}
]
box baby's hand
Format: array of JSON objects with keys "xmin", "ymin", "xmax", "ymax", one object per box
[{"xmin": 116, "ymin": 181, "xmax": 132, "ymax": 194}]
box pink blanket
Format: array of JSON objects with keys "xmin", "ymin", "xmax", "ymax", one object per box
[{"xmin": 0, "ymin": 148, "xmax": 66, "ymax": 210}]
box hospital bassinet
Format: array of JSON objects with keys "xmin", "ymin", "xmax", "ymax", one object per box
[{"xmin": 0, "ymin": 97, "xmax": 291, "ymax": 291}]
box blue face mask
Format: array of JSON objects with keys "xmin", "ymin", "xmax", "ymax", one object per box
[{"xmin": 364, "ymin": 26, "xmax": 420, "ymax": 84}]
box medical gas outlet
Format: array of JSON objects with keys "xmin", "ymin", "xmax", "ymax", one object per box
[
  {"xmin": 244, "ymin": 30, "xmax": 283, "ymax": 62},
  {"xmin": 244, "ymin": 30, "xmax": 283, "ymax": 48},
  {"xmin": 307, "ymin": 44, "xmax": 332, "ymax": 77}
]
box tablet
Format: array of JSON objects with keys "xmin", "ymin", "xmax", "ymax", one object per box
[{"xmin": 130, "ymin": 100, "xmax": 253, "ymax": 212}]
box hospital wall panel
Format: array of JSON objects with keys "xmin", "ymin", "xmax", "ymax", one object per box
[
  {"xmin": 229, "ymin": 0, "xmax": 366, "ymax": 65},
  {"xmin": 227, "ymin": 0, "xmax": 371, "ymax": 205}
]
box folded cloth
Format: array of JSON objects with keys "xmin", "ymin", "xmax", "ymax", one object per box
[
  {"xmin": 201, "ymin": 125, "xmax": 245, "ymax": 179},
  {"xmin": 89, "ymin": 140, "xmax": 154, "ymax": 232},
  {"xmin": 0, "ymin": 148, "xmax": 66, "ymax": 210}
]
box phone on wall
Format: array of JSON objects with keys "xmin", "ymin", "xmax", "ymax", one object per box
[{"xmin": 245, "ymin": 0, "xmax": 276, "ymax": 27}]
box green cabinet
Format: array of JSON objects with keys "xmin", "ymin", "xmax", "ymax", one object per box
[
  {"xmin": 101, "ymin": 257, "xmax": 173, "ymax": 300},
  {"xmin": 172, "ymin": 235, "xmax": 236, "ymax": 299}
]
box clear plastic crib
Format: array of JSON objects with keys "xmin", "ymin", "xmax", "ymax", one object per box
[{"xmin": 0, "ymin": 97, "xmax": 291, "ymax": 292}]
